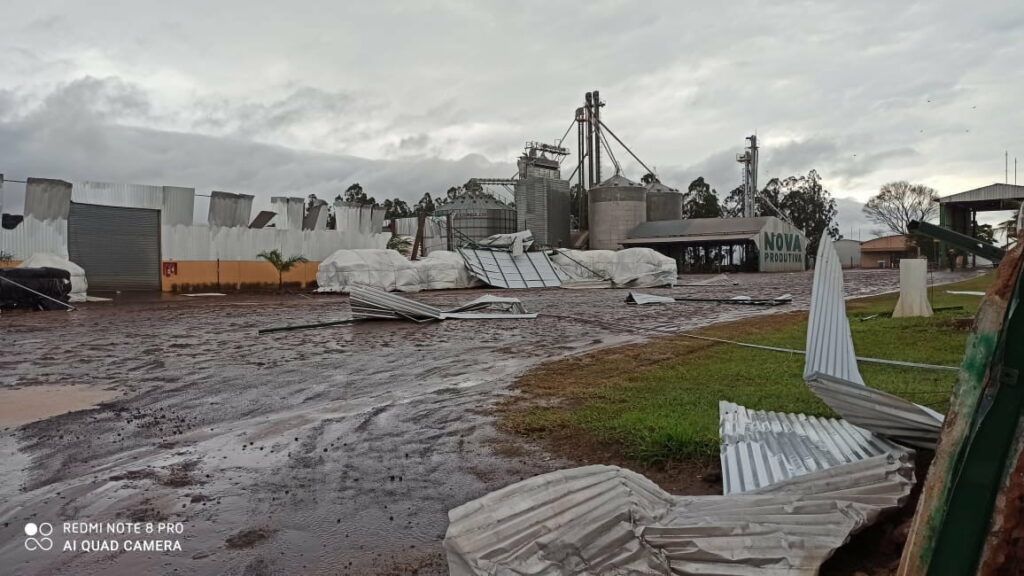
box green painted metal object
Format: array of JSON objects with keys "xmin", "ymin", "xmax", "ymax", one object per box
[{"xmin": 899, "ymin": 240, "xmax": 1024, "ymax": 575}]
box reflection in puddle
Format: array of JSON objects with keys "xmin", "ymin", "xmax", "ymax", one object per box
[{"xmin": 0, "ymin": 386, "xmax": 120, "ymax": 427}]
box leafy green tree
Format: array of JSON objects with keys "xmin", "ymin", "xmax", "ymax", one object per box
[
  {"xmin": 381, "ymin": 198, "xmax": 412, "ymax": 220},
  {"xmin": 722, "ymin": 185, "xmax": 745, "ymax": 217},
  {"xmin": 774, "ymin": 170, "xmax": 839, "ymax": 256},
  {"xmin": 257, "ymin": 249, "xmax": 309, "ymax": 291},
  {"xmin": 682, "ymin": 177, "xmax": 723, "ymax": 218},
  {"xmin": 415, "ymin": 193, "xmax": 436, "ymax": 216}
]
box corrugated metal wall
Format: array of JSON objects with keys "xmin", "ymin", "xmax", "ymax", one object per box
[
  {"xmin": 73, "ymin": 181, "xmax": 163, "ymax": 210},
  {"xmin": 162, "ymin": 225, "xmax": 387, "ymax": 261},
  {"xmin": 161, "ymin": 186, "xmax": 195, "ymax": 226},
  {"xmin": 0, "ymin": 217, "xmax": 68, "ymax": 259},
  {"xmin": 69, "ymin": 203, "xmax": 161, "ymax": 290}
]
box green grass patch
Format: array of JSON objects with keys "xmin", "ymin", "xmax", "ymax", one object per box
[{"xmin": 506, "ymin": 272, "xmax": 994, "ymax": 466}]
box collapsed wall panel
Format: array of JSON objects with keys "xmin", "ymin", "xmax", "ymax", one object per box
[{"xmin": 208, "ymin": 191, "xmax": 254, "ymax": 228}]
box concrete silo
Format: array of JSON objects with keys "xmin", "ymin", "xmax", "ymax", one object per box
[
  {"xmin": 645, "ymin": 181, "xmax": 683, "ymax": 221},
  {"xmin": 588, "ymin": 174, "xmax": 647, "ymax": 250},
  {"xmin": 435, "ymin": 190, "xmax": 517, "ymax": 242}
]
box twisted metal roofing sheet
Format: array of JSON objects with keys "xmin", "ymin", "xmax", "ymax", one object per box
[
  {"xmin": 719, "ymin": 401, "xmax": 906, "ymax": 494},
  {"xmin": 803, "ymin": 235, "xmax": 945, "ymax": 449},
  {"xmin": 446, "ymin": 455, "xmax": 915, "ymax": 575},
  {"xmin": 804, "ymin": 234, "xmax": 865, "ymax": 385}
]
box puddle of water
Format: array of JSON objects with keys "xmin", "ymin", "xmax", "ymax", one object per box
[{"xmin": 0, "ymin": 385, "xmax": 119, "ymax": 427}]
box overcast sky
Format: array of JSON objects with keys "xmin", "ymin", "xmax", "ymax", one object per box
[{"xmin": 2, "ymin": 0, "xmax": 1022, "ymax": 236}]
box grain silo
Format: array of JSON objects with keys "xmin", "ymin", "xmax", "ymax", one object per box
[
  {"xmin": 588, "ymin": 174, "xmax": 647, "ymax": 250},
  {"xmin": 435, "ymin": 190, "xmax": 517, "ymax": 242},
  {"xmin": 514, "ymin": 142, "xmax": 571, "ymax": 247},
  {"xmin": 645, "ymin": 181, "xmax": 683, "ymax": 221}
]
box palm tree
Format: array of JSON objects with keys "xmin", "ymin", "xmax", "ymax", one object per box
[{"xmin": 257, "ymin": 249, "xmax": 308, "ymax": 292}]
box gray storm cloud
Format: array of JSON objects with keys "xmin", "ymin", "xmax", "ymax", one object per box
[{"xmin": 2, "ymin": 0, "xmax": 1022, "ymax": 237}]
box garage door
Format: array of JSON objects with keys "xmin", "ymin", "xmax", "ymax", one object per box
[{"xmin": 68, "ymin": 203, "xmax": 161, "ymax": 291}]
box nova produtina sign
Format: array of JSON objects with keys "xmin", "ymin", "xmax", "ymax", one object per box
[{"xmin": 757, "ymin": 218, "xmax": 807, "ymax": 271}]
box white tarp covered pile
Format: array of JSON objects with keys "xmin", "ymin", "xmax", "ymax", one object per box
[
  {"xmin": 18, "ymin": 252, "xmax": 88, "ymax": 302},
  {"xmin": 551, "ymin": 248, "xmax": 677, "ymax": 288},
  {"xmin": 446, "ymin": 455, "xmax": 914, "ymax": 575},
  {"xmin": 316, "ymin": 249, "xmax": 479, "ymax": 293}
]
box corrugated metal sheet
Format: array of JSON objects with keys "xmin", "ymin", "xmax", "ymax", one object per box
[
  {"xmin": 805, "ymin": 375, "xmax": 945, "ymax": 449},
  {"xmin": 940, "ymin": 183, "xmax": 1024, "ymax": 205},
  {"xmin": 0, "ymin": 217, "xmax": 68, "ymax": 259},
  {"xmin": 446, "ymin": 454, "xmax": 914, "ymax": 575},
  {"xmin": 24, "ymin": 178, "xmax": 71, "ymax": 220},
  {"xmin": 803, "ymin": 235, "xmax": 945, "ymax": 449},
  {"xmin": 349, "ymin": 285, "xmax": 443, "ymax": 321},
  {"xmin": 271, "ymin": 197, "xmax": 304, "ymax": 230},
  {"xmin": 161, "ymin": 186, "xmax": 195, "ymax": 226},
  {"xmin": 68, "ymin": 203, "xmax": 160, "ymax": 290},
  {"xmin": 349, "ymin": 286, "xmax": 536, "ymax": 321},
  {"xmin": 208, "ymin": 191, "xmax": 254, "ymax": 228},
  {"xmin": 804, "ymin": 235, "xmax": 864, "ymax": 385},
  {"xmin": 72, "ymin": 181, "xmax": 163, "ymax": 210},
  {"xmin": 719, "ymin": 401, "xmax": 905, "ymax": 494},
  {"xmin": 459, "ymin": 248, "xmax": 569, "ymax": 288},
  {"xmin": 161, "ymin": 225, "xmax": 386, "ymax": 261}
]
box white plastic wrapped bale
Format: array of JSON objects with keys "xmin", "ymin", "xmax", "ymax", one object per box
[
  {"xmin": 551, "ymin": 247, "xmax": 677, "ymax": 288},
  {"xmin": 315, "ymin": 249, "xmax": 479, "ymax": 293},
  {"xmin": 18, "ymin": 253, "xmax": 88, "ymax": 302}
]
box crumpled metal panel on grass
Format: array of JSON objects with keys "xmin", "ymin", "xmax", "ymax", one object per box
[
  {"xmin": 445, "ymin": 455, "xmax": 915, "ymax": 575},
  {"xmin": 720, "ymin": 401, "xmax": 907, "ymax": 494},
  {"xmin": 802, "ymin": 236, "xmax": 945, "ymax": 449}
]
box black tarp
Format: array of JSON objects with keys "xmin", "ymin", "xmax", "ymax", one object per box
[{"xmin": 0, "ymin": 267, "xmax": 72, "ymax": 310}]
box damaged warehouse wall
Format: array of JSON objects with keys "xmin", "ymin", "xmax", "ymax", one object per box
[
  {"xmin": 208, "ymin": 191, "xmax": 255, "ymax": 228},
  {"xmin": 1, "ymin": 177, "xmax": 387, "ymax": 292}
]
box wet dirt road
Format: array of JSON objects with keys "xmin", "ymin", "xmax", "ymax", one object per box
[{"xmin": 0, "ymin": 269, "xmax": 973, "ymax": 575}]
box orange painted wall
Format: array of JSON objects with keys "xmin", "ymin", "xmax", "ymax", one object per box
[
  {"xmin": 160, "ymin": 260, "xmax": 320, "ymax": 292},
  {"xmin": 0, "ymin": 261, "xmax": 21, "ymax": 269}
]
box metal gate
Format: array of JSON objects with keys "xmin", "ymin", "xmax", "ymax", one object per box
[{"xmin": 68, "ymin": 203, "xmax": 161, "ymax": 291}]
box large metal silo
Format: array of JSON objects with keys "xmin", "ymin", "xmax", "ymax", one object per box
[
  {"xmin": 645, "ymin": 181, "xmax": 683, "ymax": 221},
  {"xmin": 434, "ymin": 190, "xmax": 517, "ymax": 242},
  {"xmin": 588, "ymin": 174, "xmax": 647, "ymax": 250},
  {"xmin": 514, "ymin": 144, "xmax": 571, "ymax": 248}
]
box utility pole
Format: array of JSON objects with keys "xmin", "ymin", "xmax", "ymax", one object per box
[{"xmin": 593, "ymin": 90, "xmax": 602, "ymax": 186}]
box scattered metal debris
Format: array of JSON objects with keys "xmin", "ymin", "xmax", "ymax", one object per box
[
  {"xmin": 445, "ymin": 455, "xmax": 915, "ymax": 575},
  {"xmin": 458, "ymin": 248, "xmax": 570, "ymax": 289},
  {"xmin": 719, "ymin": 400, "xmax": 907, "ymax": 495},
  {"xmin": 803, "ymin": 236, "xmax": 945, "ymax": 449},
  {"xmin": 946, "ymin": 290, "xmax": 985, "ymax": 296},
  {"xmin": 625, "ymin": 292, "xmax": 792, "ymax": 306},
  {"xmin": 677, "ymin": 273, "xmax": 738, "ymax": 286},
  {"xmin": 349, "ymin": 285, "xmax": 537, "ymax": 322}
]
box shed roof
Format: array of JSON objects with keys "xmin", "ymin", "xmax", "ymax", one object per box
[
  {"xmin": 939, "ymin": 183, "xmax": 1024, "ymax": 206},
  {"xmin": 627, "ymin": 217, "xmax": 773, "ymax": 240}
]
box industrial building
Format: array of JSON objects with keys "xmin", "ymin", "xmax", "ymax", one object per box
[
  {"xmin": 623, "ymin": 216, "xmax": 807, "ymax": 272},
  {"xmin": 939, "ymin": 183, "xmax": 1024, "ymax": 267},
  {"xmin": 833, "ymin": 239, "xmax": 862, "ymax": 269},
  {"xmin": 514, "ymin": 142, "xmax": 571, "ymax": 248},
  {"xmin": 0, "ymin": 176, "xmax": 386, "ymax": 292},
  {"xmin": 860, "ymin": 235, "xmax": 916, "ymax": 268}
]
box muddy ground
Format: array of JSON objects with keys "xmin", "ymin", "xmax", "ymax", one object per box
[{"xmin": 0, "ymin": 269, "xmax": 975, "ymax": 575}]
